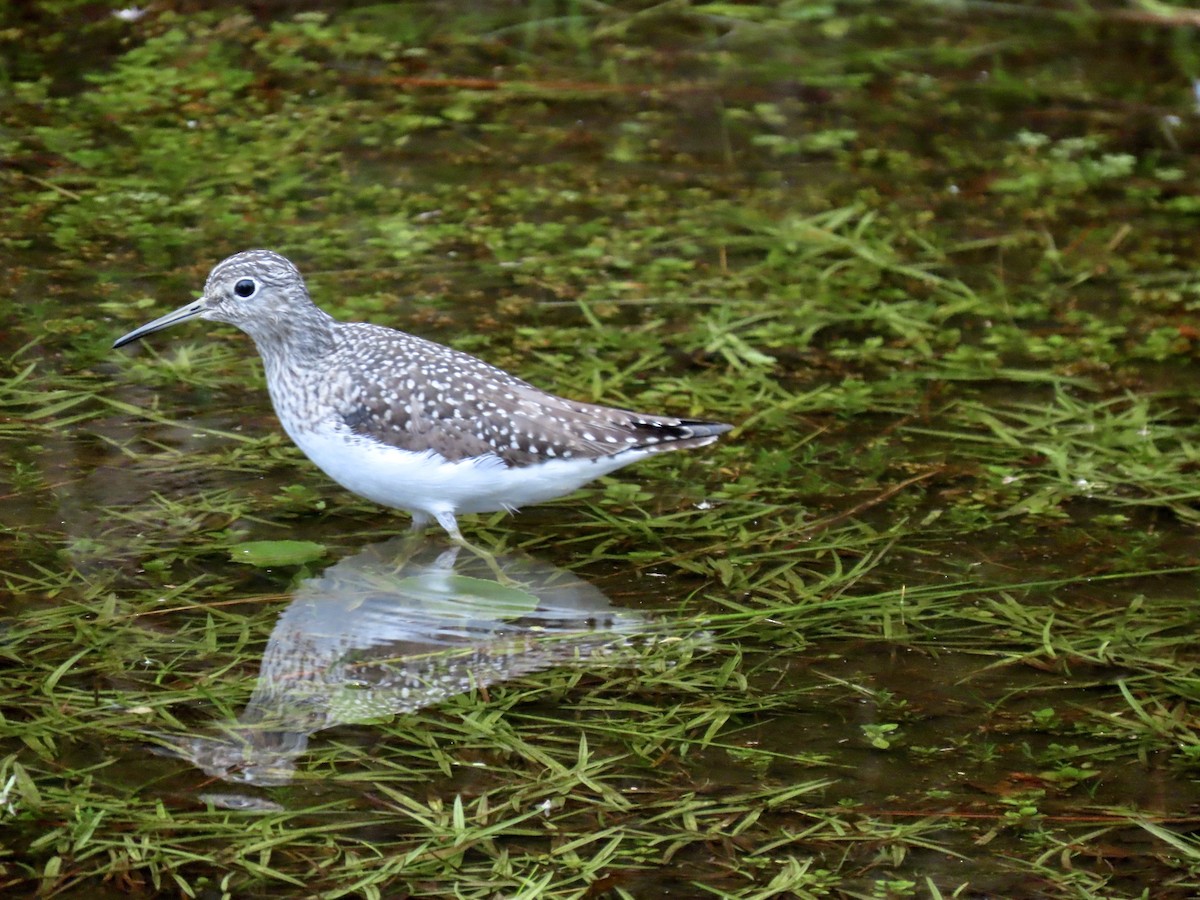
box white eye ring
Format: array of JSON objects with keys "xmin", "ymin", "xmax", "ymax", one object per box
[{"xmin": 234, "ymin": 278, "xmax": 258, "ymax": 299}]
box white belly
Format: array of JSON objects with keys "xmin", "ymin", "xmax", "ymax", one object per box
[{"xmin": 287, "ymin": 424, "xmax": 650, "ymax": 519}]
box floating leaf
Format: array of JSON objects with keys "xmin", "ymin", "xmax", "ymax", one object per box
[
  {"xmin": 229, "ymin": 540, "xmax": 327, "ymax": 568},
  {"xmin": 394, "ymin": 574, "xmax": 540, "ymax": 619}
]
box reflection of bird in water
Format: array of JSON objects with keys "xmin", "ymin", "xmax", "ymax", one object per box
[{"xmin": 148, "ymin": 536, "xmax": 694, "ymax": 787}]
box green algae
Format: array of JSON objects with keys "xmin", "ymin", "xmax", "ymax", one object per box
[{"xmin": 2, "ymin": 1, "xmax": 1200, "ymax": 897}]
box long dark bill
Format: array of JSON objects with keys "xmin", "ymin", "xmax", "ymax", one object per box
[{"xmin": 113, "ymin": 298, "xmax": 208, "ymax": 348}]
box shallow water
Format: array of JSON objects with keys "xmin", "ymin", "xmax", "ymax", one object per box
[{"xmin": 4, "ymin": 2, "xmax": 1200, "ymax": 897}]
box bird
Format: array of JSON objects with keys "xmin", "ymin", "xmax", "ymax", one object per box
[{"xmin": 112, "ymin": 249, "xmax": 732, "ymax": 543}]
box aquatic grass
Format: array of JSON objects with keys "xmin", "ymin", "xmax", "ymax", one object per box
[
  {"xmin": 901, "ymin": 389, "xmax": 1200, "ymax": 522},
  {"xmin": 5, "ymin": 0, "xmax": 1200, "ymax": 896}
]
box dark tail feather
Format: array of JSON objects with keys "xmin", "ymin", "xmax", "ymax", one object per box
[{"xmin": 628, "ymin": 417, "xmax": 733, "ymax": 452}]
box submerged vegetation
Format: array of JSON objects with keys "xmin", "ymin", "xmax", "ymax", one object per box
[{"xmin": 3, "ymin": 0, "xmax": 1200, "ymax": 896}]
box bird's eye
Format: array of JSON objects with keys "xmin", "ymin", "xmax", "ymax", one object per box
[{"xmin": 234, "ymin": 278, "xmax": 257, "ymax": 298}]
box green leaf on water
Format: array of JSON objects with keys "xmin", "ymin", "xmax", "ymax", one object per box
[
  {"xmin": 229, "ymin": 540, "xmax": 328, "ymax": 567},
  {"xmin": 447, "ymin": 575, "xmax": 540, "ymax": 616},
  {"xmin": 395, "ymin": 574, "xmax": 540, "ymax": 618}
]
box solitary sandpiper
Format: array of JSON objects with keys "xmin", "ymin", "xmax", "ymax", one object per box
[{"xmin": 113, "ymin": 250, "xmax": 732, "ymax": 542}]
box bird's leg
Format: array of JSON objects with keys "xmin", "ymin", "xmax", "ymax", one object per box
[
  {"xmin": 434, "ymin": 511, "xmax": 465, "ymax": 545},
  {"xmin": 435, "ymin": 511, "xmax": 511, "ymax": 582}
]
